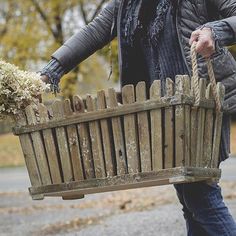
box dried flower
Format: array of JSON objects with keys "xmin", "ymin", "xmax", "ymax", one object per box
[{"xmin": 0, "ymin": 59, "xmax": 49, "ymax": 119}]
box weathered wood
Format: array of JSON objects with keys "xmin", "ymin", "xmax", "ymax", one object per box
[
  {"xmin": 38, "ymin": 104, "xmax": 62, "ymax": 184},
  {"xmin": 97, "ymin": 90, "xmax": 115, "ymax": 177},
  {"xmin": 211, "ymin": 83, "xmax": 225, "ymax": 168},
  {"xmin": 175, "ymin": 76, "xmax": 185, "ymax": 167},
  {"xmin": 52, "ymin": 101, "xmax": 73, "ymax": 182},
  {"xmin": 29, "ymin": 167, "xmax": 221, "ymax": 198},
  {"xmin": 183, "ymin": 75, "xmax": 191, "ymax": 167},
  {"xmin": 190, "ymin": 75, "xmax": 198, "ymax": 167},
  {"xmin": 108, "ymin": 88, "xmax": 127, "ymax": 175},
  {"xmin": 16, "ymin": 112, "xmax": 42, "ymax": 187},
  {"xmin": 73, "ymin": 95, "xmax": 94, "ymax": 179},
  {"xmin": 164, "ymin": 78, "xmax": 174, "ymax": 169},
  {"xmin": 202, "ymin": 84, "xmax": 214, "ymax": 167},
  {"xmin": 64, "ymin": 99, "xmax": 84, "ymax": 181},
  {"xmin": 196, "ymin": 79, "xmax": 206, "ymax": 167},
  {"xmin": 14, "ymin": 95, "xmax": 204, "ymax": 136},
  {"xmin": 86, "ymin": 95, "xmax": 106, "ymax": 178},
  {"xmin": 25, "ymin": 105, "xmax": 51, "ymax": 185},
  {"xmin": 135, "ymin": 81, "xmax": 151, "ymax": 172},
  {"xmin": 150, "ymin": 80, "xmax": 163, "ymax": 170},
  {"xmin": 122, "ymin": 85, "xmax": 140, "ymax": 173},
  {"xmin": 62, "ymin": 194, "xmax": 85, "ymax": 200}
]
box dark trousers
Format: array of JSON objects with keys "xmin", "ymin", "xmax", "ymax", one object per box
[{"xmin": 174, "ymin": 182, "xmax": 236, "ymax": 236}]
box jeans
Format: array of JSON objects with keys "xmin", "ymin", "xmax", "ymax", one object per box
[{"xmin": 174, "ymin": 182, "xmax": 236, "ymax": 236}]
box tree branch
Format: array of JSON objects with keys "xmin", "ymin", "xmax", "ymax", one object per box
[
  {"xmin": 79, "ymin": 0, "xmax": 89, "ymax": 25},
  {"xmin": 30, "ymin": 0, "xmax": 58, "ymax": 40},
  {"xmin": 0, "ymin": 2, "xmax": 13, "ymax": 40},
  {"xmin": 90, "ymin": 0, "xmax": 107, "ymax": 22}
]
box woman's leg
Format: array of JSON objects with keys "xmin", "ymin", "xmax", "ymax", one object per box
[
  {"xmin": 174, "ymin": 184, "xmax": 210, "ymax": 236},
  {"xmin": 175, "ymin": 182, "xmax": 236, "ymax": 236}
]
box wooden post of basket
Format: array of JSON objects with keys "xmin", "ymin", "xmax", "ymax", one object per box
[
  {"xmin": 122, "ymin": 85, "xmax": 140, "ymax": 173},
  {"xmin": 51, "ymin": 101, "xmax": 73, "ymax": 182},
  {"xmin": 108, "ymin": 88, "xmax": 127, "ymax": 175},
  {"xmin": 73, "ymin": 95, "xmax": 95, "ymax": 179},
  {"xmin": 150, "ymin": 80, "xmax": 163, "ymax": 170},
  {"xmin": 164, "ymin": 78, "xmax": 174, "ymax": 169},
  {"xmin": 38, "ymin": 104, "xmax": 62, "ymax": 184},
  {"xmin": 97, "ymin": 90, "xmax": 115, "ymax": 177},
  {"xmin": 136, "ymin": 81, "xmax": 152, "ymax": 172},
  {"xmin": 201, "ymin": 84, "xmax": 214, "ymax": 167},
  {"xmin": 175, "ymin": 75, "xmax": 191, "ymax": 167},
  {"xmin": 15, "ymin": 112, "xmax": 42, "ymax": 188},
  {"xmin": 63, "ymin": 99, "xmax": 84, "ymax": 181},
  {"xmin": 25, "ymin": 106, "xmax": 51, "ymax": 185}
]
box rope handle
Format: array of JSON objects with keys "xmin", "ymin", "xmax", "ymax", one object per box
[{"xmin": 190, "ymin": 42, "xmax": 221, "ymax": 112}]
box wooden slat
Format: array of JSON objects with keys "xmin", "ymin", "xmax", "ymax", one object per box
[
  {"xmin": 164, "ymin": 78, "xmax": 174, "ymax": 169},
  {"xmin": 30, "ymin": 167, "xmax": 221, "ymax": 198},
  {"xmin": 97, "ymin": 90, "xmax": 115, "ymax": 177},
  {"xmin": 190, "ymin": 76, "xmax": 198, "ymax": 167},
  {"xmin": 86, "ymin": 95, "xmax": 106, "ymax": 178},
  {"xmin": 150, "ymin": 80, "xmax": 163, "ymax": 170},
  {"xmin": 135, "ymin": 82, "xmax": 151, "ymax": 172},
  {"xmin": 202, "ymin": 84, "xmax": 214, "ymax": 167},
  {"xmin": 175, "ymin": 76, "xmax": 185, "ymax": 167},
  {"xmin": 25, "ymin": 105, "xmax": 51, "ymax": 185},
  {"xmin": 108, "ymin": 88, "xmax": 127, "ymax": 175},
  {"xmin": 16, "ymin": 112, "xmax": 42, "ymax": 187},
  {"xmin": 38, "ymin": 104, "xmax": 62, "ymax": 184},
  {"xmin": 64, "ymin": 99, "xmax": 84, "ymax": 181},
  {"xmin": 211, "ymin": 83, "xmax": 225, "ymax": 168},
  {"xmin": 183, "ymin": 75, "xmax": 191, "ymax": 167},
  {"xmin": 196, "ymin": 79, "xmax": 206, "ymax": 167},
  {"xmin": 73, "ymin": 95, "xmax": 94, "ymax": 179},
  {"xmin": 14, "ymin": 95, "xmax": 205, "ymax": 136},
  {"xmin": 52, "ymin": 101, "xmax": 73, "ymax": 182},
  {"xmin": 122, "ymin": 85, "xmax": 140, "ymax": 174}
]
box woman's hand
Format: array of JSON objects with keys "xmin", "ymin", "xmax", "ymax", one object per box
[{"xmin": 189, "ymin": 27, "xmax": 215, "ymax": 58}]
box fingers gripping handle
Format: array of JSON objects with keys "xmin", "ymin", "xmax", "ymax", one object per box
[{"xmin": 190, "ymin": 42, "xmax": 221, "ymax": 113}]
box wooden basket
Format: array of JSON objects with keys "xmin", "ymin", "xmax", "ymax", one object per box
[{"xmin": 13, "ymin": 71, "xmax": 224, "ymax": 200}]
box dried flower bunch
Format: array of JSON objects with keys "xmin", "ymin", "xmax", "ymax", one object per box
[{"xmin": 0, "ymin": 60, "xmax": 49, "ymax": 119}]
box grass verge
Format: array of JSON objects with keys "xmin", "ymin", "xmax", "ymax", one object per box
[{"xmin": 0, "ymin": 133, "xmax": 24, "ymax": 167}]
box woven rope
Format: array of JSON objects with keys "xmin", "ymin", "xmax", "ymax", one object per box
[
  {"xmin": 190, "ymin": 43, "xmax": 200, "ymax": 105},
  {"xmin": 190, "ymin": 42, "xmax": 221, "ymax": 112}
]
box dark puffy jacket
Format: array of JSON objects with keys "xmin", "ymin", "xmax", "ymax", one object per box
[{"xmin": 52, "ymin": 0, "xmax": 236, "ymax": 114}]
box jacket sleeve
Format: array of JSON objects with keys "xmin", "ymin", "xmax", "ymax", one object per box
[
  {"xmin": 199, "ymin": 21, "xmax": 235, "ymax": 48},
  {"xmin": 209, "ymin": 0, "xmax": 236, "ymax": 39},
  {"xmin": 52, "ymin": 0, "xmax": 119, "ymax": 73}
]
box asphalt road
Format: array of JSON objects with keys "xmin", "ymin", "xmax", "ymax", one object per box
[{"xmin": 0, "ymin": 157, "xmax": 235, "ymax": 236}]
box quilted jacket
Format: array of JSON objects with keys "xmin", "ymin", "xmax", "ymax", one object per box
[{"xmin": 52, "ymin": 0, "xmax": 236, "ymax": 114}]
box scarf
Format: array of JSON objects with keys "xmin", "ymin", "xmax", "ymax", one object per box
[{"xmin": 124, "ymin": 0, "xmax": 171, "ymax": 46}]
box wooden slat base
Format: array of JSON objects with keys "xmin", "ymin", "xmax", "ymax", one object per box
[{"xmin": 29, "ymin": 167, "xmax": 221, "ymax": 200}]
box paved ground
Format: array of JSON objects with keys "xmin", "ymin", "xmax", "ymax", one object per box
[{"xmin": 0, "ymin": 158, "xmax": 236, "ymax": 236}]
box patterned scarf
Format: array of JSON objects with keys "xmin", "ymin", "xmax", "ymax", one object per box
[{"xmin": 124, "ymin": 0, "xmax": 171, "ymax": 46}]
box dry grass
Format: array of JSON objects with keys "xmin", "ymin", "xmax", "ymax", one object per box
[{"xmin": 0, "ymin": 133, "xmax": 24, "ymax": 167}]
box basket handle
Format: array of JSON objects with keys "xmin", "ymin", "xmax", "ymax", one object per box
[{"xmin": 190, "ymin": 42, "xmax": 221, "ymax": 112}]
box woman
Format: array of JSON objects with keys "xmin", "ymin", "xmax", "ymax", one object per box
[{"xmin": 41, "ymin": 1, "xmax": 236, "ymax": 235}]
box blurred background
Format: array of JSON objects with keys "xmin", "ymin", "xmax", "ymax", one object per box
[{"xmin": 0, "ymin": 1, "xmax": 236, "ymax": 236}]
